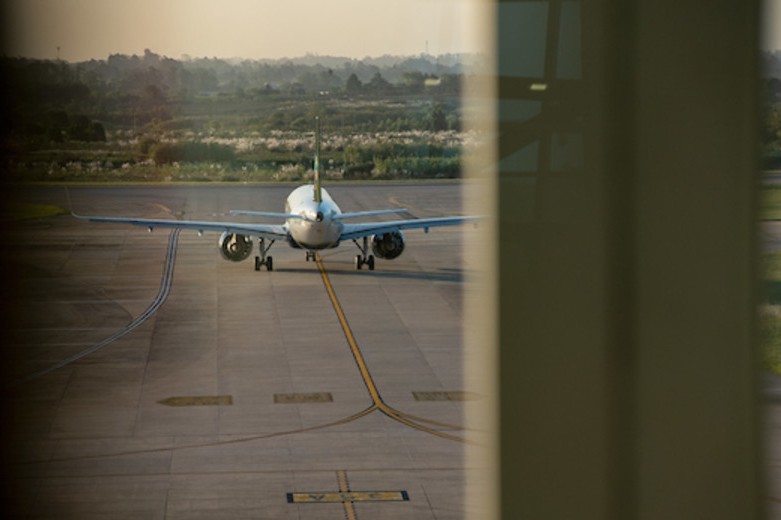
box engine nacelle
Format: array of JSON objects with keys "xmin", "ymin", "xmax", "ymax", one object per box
[
  {"xmin": 371, "ymin": 231, "xmax": 405, "ymax": 260},
  {"xmin": 218, "ymin": 232, "xmax": 253, "ymax": 262}
]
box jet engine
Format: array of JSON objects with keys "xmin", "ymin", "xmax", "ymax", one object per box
[
  {"xmin": 371, "ymin": 231, "xmax": 405, "ymax": 260},
  {"xmin": 218, "ymin": 232, "xmax": 253, "ymax": 262}
]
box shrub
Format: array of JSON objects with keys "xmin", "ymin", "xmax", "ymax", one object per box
[
  {"xmin": 152, "ymin": 141, "xmax": 235, "ymax": 164},
  {"xmin": 273, "ymin": 163, "xmax": 306, "ymax": 181}
]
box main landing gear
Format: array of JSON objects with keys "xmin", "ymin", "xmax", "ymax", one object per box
[
  {"xmin": 254, "ymin": 237, "xmax": 275, "ymax": 271},
  {"xmin": 352, "ymin": 236, "xmax": 375, "ymax": 271}
]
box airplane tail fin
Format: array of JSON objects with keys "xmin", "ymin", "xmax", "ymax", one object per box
[{"xmin": 313, "ymin": 117, "xmax": 322, "ymax": 203}]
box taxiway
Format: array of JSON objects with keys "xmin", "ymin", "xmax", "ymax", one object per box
[{"xmin": 2, "ymin": 183, "xmax": 481, "ymax": 519}]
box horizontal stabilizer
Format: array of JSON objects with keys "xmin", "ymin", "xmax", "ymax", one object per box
[
  {"xmin": 334, "ymin": 209, "xmax": 409, "ymax": 220},
  {"xmin": 229, "ymin": 210, "xmax": 306, "ymax": 219}
]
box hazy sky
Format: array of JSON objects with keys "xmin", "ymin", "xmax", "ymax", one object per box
[
  {"xmin": 765, "ymin": 0, "xmax": 781, "ymax": 51},
  {"xmin": 2, "ymin": 0, "xmax": 483, "ymax": 61}
]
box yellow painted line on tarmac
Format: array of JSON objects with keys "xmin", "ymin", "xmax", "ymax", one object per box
[
  {"xmin": 316, "ymin": 258, "xmax": 383, "ymax": 406},
  {"xmin": 337, "ymin": 469, "xmax": 350, "ymax": 493},
  {"xmin": 338, "ymin": 469, "xmax": 358, "ymax": 520},
  {"xmin": 316, "ymin": 257, "xmax": 468, "ymax": 444}
]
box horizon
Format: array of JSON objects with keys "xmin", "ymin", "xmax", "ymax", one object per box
[
  {"xmin": 767, "ymin": 0, "xmax": 781, "ymax": 51},
  {"xmin": 2, "ymin": 49, "xmax": 480, "ymax": 65},
  {"xmin": 2, "ymin": 0, "xmax": 483, "ymax": 63}
]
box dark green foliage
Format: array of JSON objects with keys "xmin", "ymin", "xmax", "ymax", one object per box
[
  {"xmin": 341, "ymin": 140, "xmax": 462, "ymax": 179},
  {"xmin": 762, "ymin": 66, "xmax": 781, "ymax": 165},
  {"xmin": 138, "ymin": 135, "xmax": 159, "ymax": 156},
  {"xmin": 346, "ymin": 73, "xmax": 362, "ymax": 94},
  {"xmin": 0, "ymin": 53, "xmax": 466, "ymax": 136},
  {"xmin": 366, "ymin": 72, "xmax": 394, "ymax": 94},
  {"xmin": 373, "ymin": 156, "xmax": 461, "ymax": 179},
  {"xmin": 429, "ymin": 103, "xmax": 448, "ymax": 131},
  {"xmin": 152, "ymin": 142, "xmax": 235, "ymax": 164},
  {"xmin": 762, "ymin": 251, "xmax": 781, "ymax": 374},
  {"xmin": 1, "ymin": 52, "xmax": 470, "ymax": 180},
  {"xmin": 68, "ymin": 115, "xmax": 107, "ymax": 142}
]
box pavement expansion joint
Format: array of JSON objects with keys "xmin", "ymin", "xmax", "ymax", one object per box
[
  {"xmin": 274, "ymin": 392, "xmax": 333, "ymax": 403},
  {"xmin": 413, "ymin": 390, "xmax": 481, "ymax": 401}
]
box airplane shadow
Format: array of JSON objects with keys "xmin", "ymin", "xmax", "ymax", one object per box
[{"xmin": 274, "ymin": 264, "xmax": 465, "ymax": 283}]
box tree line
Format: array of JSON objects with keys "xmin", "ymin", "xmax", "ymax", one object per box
[
  {"xmin": 0, "ymin": 50, "xmax": 470, "ymax": 181},
  {"xmin": 763, "ymin": 51, "xmax": 781, "ymax": 168},
  {"xmin": 0, "ymin": 49, "xmax": 468, "ymax": 147}
]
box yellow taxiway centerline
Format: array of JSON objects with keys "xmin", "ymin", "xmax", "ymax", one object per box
[{"xmin": 315, "ymin": 257, "xmax": 469, "ymax": 444}]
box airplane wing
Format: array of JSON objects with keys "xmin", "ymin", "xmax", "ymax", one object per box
[
  {"xmin": 339, "ymin": 216, "xmax": 477, "ymax": 241},
  {"xmin": 72, "ymin": 213, "xmax": 288, "ymax": 240}
]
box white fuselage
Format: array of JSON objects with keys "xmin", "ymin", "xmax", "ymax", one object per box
[{"xmin": 284, "ymin": 185, "xmax": 343, "ymax": 249}]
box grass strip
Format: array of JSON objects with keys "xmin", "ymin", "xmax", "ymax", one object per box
[
  {"xmin": 1, "ymin": 202, "xmax": 67, "ymax": 221},
  {"xmin": 762, "ymin": 251, "xmax": 781, "ymax": 375}
]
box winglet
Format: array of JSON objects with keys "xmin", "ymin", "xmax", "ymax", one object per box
[
  {"xmin": 313, "ymin": 116, "xmax": 322, "ymax": 203},
  {"xmin": 64, "ymin": 185, "xmax": 86, "ymax": 219}
]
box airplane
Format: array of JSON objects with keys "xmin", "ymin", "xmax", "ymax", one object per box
[{"xmin": 73, "ymin": 118, "xmax": 475, "ymax": 271}]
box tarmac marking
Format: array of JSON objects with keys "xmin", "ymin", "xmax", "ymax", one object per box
[
  {"xmin": 11, "ymin": 243, "xmax": 469, "ymax": 466},
  {"xmin": 315, "ymin": 257, "xmax": 468, "ymax": 444},
  {"xmin": 274, "ymin": 392, "xmax": 333, "ymax": 403},
  {"xmin": 287, "ymin": 491, "xmax": 409, "ymax": 504},
  {"xmin": 287, "ymin": 470, "xmax": 408, "ymax": 519},
  {"xmin": 9, "ymin": 229, "xmax": 181, "ymax": 386},
  {"xmin": 157, "ymin": 395, "xmax": 233, "ymax": 406}
]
